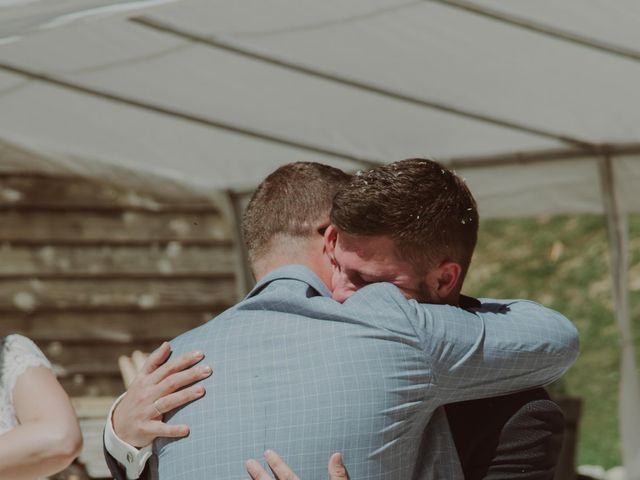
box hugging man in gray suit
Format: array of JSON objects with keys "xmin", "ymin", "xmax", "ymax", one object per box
[{"xmin": 105, "ymin": 159, "xmax": 577, "ymax": 479}]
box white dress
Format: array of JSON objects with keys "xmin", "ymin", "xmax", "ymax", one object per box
[{"xmin": 0, "ymin": 334, "xmax": 52, "ymax": 435}]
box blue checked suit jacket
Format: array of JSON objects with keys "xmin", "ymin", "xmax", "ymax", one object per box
[{"xmin": 151, "ymin": 265, "xmax": 578, "ymax": 480}]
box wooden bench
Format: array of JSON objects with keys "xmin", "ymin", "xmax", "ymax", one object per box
[{"xmin": 69, "ymin": 396, "xmax": 116, "ymax": 479}]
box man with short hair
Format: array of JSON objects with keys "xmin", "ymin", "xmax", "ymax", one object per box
[
  {"xmin": 327, "ymin": 158, "xmax": 478, "ymax": 304},
  {"xmin": 105, "ymin": 160, "xmax": 577, "ymax": 479},
  {"xmin": 241, "ymin": 161, "xmax": 351, "ymax": 283},
  {"xmin": 325, "ymin": 159, "xmax": 566, "ymax": 479}
]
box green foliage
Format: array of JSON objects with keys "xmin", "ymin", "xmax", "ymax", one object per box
[{"xmin": 464, "ymin": 214, "xmax": 640, "ymax": 469}]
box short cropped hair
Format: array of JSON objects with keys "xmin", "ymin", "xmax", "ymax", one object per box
[
  {"xmin": 242, "ymin": 162, "xmax": 352, "ymax": 265},
  {"xmin": 331, "ymin": 158, "xmax": 479, "ymax": 276}
]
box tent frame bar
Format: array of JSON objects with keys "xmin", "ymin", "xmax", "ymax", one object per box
[
  {"xmin": 226, "ymin": 143, "xmax": 640, "ymax": 197},
  {"xmin": 433, "ymin": 0, "xmax": 640, "ymax": 64},
  {"xmin": 443, "ymin": 143, "xmax": 640, "ymax": 169}
]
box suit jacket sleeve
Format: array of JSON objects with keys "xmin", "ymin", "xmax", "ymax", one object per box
[
  {"xmin": 103, "ymin": 441, "xmax": 130, "ymax": 480},
  {"xmin": 407, "ymin": 298, "xmax": 579, "ymax": 404}
]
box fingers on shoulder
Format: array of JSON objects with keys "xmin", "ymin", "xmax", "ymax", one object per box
[
  {"xmin": 142, "ymin": 342, "xmax": 172, "ymax": 374},
  {"xmin": 328, "ymin": 453, "xmax": 349, "ymax": 480},
  {"xmin": 245, "ymin": 458, "xmax": 272, "ymax": 480},
  {"xmin": 149, "ymin": 420, "xmax": 189, "ymax": 439},
  {"xmin": 151, "ymin": 350, "xmax": 205, "ymax": 384},
  {"xmin": 156, "ymin": 384, "xmax": 206, "ymax": 413},
  {"xmin": 264, "ymin": 450, "xmax": 299, "ymax": 480}
]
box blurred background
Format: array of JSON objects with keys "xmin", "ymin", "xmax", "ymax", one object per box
[{"xmin": 0, "ymin": 1, "xmax": 639, "ymax": 479}]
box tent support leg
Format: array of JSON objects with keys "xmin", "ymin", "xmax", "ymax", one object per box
[
  {"xmin": 599, "ymin": 156, "xmax": 640, "ymax": 479},
  {"xmin": 223, "ymin": 189, "xmax": 255, "ymax": 300}
]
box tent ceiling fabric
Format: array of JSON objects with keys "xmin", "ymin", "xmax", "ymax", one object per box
[
  {"xmin": 0, "ymin": 0, "xmax": 181, "ymax": 40},
  {"xmin": 1, "ymin": 0, "xmax": 640, "ymax": 474},
  {"xmin": 2, "ymin": 0, "xmax": 640, "ymax": 197}
]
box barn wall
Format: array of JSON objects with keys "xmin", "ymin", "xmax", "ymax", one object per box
[{"xmin": 0, "ymin": 172, "xmax": 238, "ymax": 397}]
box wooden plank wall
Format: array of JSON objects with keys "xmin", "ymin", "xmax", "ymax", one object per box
[{"xmin": 0, "ymin": 172, "xmax": 238, "ymax": 397}]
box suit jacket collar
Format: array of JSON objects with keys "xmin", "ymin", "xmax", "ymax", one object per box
[
  {"xmin": 246, "ymin": 264, "xmax": 332, "ymax": 299},
  {"xmin": 460, "ymin": 294, "xmax": 481, "ymax": 309}
]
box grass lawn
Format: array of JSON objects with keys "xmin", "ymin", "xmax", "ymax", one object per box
[{"xmin": 464, "ymin": 214, "xmax": 640, "ymax": 469}]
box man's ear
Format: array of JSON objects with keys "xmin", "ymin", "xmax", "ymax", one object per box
[
  {"xmin": 430, "ymin": 261, "xmax": 462, "ymax": 302},
  {"xmin": 323, "ymin": 224, "xmax": 338, "ymax": 259}
]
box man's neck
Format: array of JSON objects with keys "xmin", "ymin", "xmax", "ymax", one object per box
[
  {"xmin": 253, "ymin": 256, "xmax": 327, "ymax": 285},
  {"xmin": 253, "ymin": 258, "xmax": 304, "ymax": 281}
]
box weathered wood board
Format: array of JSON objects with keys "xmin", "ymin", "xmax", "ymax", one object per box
[
  {"xmin": 3, "ymin": 309, "xmax": 221, "ymax": 342},
  {"xmin": 0, "ymin": 173, "xmax": 239, "ymax": 400},
  {"xmin": 0, "ymin": 277, "xmax": 236, "ymax": 310},
  {"xmin": 0, "ymin": 210, "xmax": 231, "ymax": 241},
  {"xmin": 0, "ymin": 243, "xmax": 235, "ymax": 275}
]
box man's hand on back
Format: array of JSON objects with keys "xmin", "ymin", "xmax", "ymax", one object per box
[
  {"xmin": 245, "ymin": 450, "xmax": 349, "ymax": 480},
  {"xmin": 112, "ymin": 342, "xmax": 212, "ymax": 448}
]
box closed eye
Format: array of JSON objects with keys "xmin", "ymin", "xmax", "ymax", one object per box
[
  {"xmin": 347, "ymin": 270, "xmax": 388, "ymax": 288},
  {"xmin": 343, "ymin": 270, "xmax": 368, "ymax": 289}
]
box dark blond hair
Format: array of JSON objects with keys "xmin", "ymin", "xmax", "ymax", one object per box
[{"xmin": 242, "ymin": 162, "xmax": 352, "ymax": 265}]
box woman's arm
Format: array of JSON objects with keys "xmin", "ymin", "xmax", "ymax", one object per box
[{"xmin": 0, "ymin": 366, "xmax": 83, "ymax": 479}]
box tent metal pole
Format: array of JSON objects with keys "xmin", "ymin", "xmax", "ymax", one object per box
[
  {"xmin": 223, "ymin": 189, "xmax": 255, "ymax": 300},
  {"xmin": 432, "ymin": 0, "xmax": 640, "ymax": 64},
  {"xmin": 598, "ymin": 156, "xmax": 640, "ymax": 479}
]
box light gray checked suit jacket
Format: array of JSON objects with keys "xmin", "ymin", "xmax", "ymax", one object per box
[{"xmin": 151, "ymin": 265, "xmax": 578, "ymax": 480}]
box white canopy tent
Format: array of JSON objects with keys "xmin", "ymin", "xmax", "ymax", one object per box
[{"xmin": 0, "ymin": 0, "xmax": 639, "ymax": 476}]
